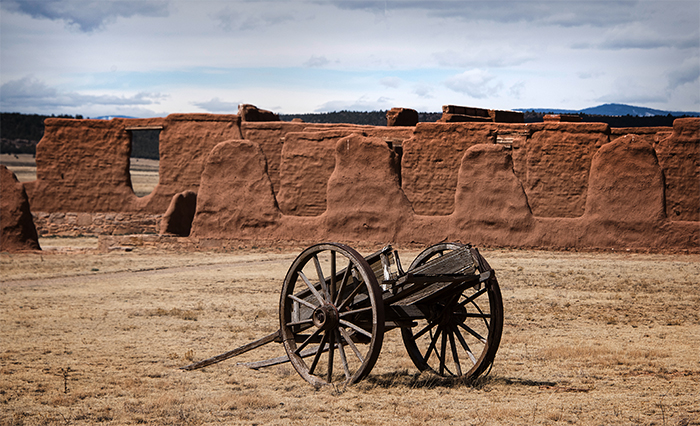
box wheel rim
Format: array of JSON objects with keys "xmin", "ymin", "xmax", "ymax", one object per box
[
  {"xmin": 401, "ymin": 243, "xmax": 503, "ymax": 379},
  {"xmin": 280, "ymin": 243, "xmax": 385, "ymax": 387}
]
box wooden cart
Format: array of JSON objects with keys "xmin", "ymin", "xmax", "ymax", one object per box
[{"xmin": 183, "ymin": 242, "xmax": 503, "ymax": 387}]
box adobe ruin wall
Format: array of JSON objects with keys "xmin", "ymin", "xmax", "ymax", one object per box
[
  {"xmin": 9, "ymin": 106, "xmax": 699, "ymax": 252},
  {"xmin": 24, "ymin": 113, "xmax": 241, "ymax": 214}
]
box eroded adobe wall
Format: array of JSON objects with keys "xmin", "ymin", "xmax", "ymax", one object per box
[
  {"xmin": 147, "ymin": 114, "xmax": 241, "ymax": 213},
  {"xmin": 275, "ymin": 126, "xmax": 412, "ymax": 216},
  {"xmin": 241, "ymin": 121, "xmax": 412, "ymax": 199},
  {"xmin": 25, "ymin": 117, "xmax": 149, "ymax": 212},
  {"xmin": 240, "ymin": 121, "xmax": 310, "ymax": 195},
  {"xmin": 189, "ymin": 130, "xmax": 698, "ymax": 251},
  {"xmin": 522, "ymin": 123, "xmax": 609, "ymax": 217},
  {"xmin": 402, "ymin": 122, "xmax": 503, "ymax": 215},
  {"xmin": 1, "ymin": 165, "xmax": 40, "ymax": 252},
  {"xmin": 655, "ymin": 118, "xmax": 700, "ymax": 221},
  {"xmin": 401, "ymin": 121, "xmax": 611, "ymax": 219},
  {"xmin": 277, "ymin": 129, "xmax": 349, "ymax": 216},
  {"xmin": 19, "ymin": 110, "xmax": 699, "ymax": 251},
  {"xmin": 25, "ymin": 113, "xmax": 240, "ymax": 215}
]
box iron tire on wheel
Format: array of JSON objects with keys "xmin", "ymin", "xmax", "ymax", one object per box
[
  {"xmin": 279, "ymin": 243, "xmax": 385, "ymax": 387},
  {"xmin": 400, "ymin": 242, "xmax": 503, "ymax": 380}
]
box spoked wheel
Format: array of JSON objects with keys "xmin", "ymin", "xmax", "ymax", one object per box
[
  {"xmin": 400, "ymin": 243, "xmax": 503, "ymax": 380},
  {"xmin": 279, "ymin": 243, "xmax": 385, "ymax": 387}
]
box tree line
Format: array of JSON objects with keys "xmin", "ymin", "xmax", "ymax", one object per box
[
  {"xmin": 279, "ymin": 110, "xmax": 442, "ymax": 125},
  {"xmin": 1, "ymin": 111, "xmax": 690, "ymax": 157},
  {"xmin": 520, "ymin": 111, "xmax": 687, "ymax": 127},
  {"xmin": 1, "ymin": 112, "xmax": 83, "ymax": 156}
]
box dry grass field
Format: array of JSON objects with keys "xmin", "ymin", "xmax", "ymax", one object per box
[
  {"xmin": 128, "ymin": 158, "xmax": 159, "ymax": 198},
  {"xmin": 1, "ymin": 239, "xmax": 698, "ymax": 425},
  {"xmin": 1, "ymin": 154, "xmax": 38, "ymax": 183}
]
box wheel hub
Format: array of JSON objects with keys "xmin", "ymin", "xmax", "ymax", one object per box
[
  {"xmin": 430, "ymin": 301, "xmax": 468, "ymax": 326},
  {"xmin": 312, "ymin": 304, "xmax": 339, "ymax": 330},
  {"xmin": 452, "ymin": 304, "xmax": 468, "ymax": 325}
]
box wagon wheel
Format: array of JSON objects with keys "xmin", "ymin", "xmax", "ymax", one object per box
[
  {"xmin": 280, "ymin": 243, "xmax": 385, "ymax": 387},
  {"xmin": 400, "ymin": 243, "xmax": 503, "ymax": 380}
]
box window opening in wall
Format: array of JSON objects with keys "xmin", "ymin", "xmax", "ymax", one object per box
[{"xmin": 126, "ymin": 126, "xmax": 161, "ymax": 197}]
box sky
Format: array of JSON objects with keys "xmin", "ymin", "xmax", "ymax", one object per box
[{"xmin": 0, "ymin": 0, "xmax": 698, "ymax": 118}]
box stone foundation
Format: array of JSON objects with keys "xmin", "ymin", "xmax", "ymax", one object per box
[{"xmin": 33, "ymin": 212, "xmax": 162, "ymax": 236}]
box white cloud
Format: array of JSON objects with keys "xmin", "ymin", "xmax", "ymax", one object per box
[
  {"xmin": 304, "ymin": 55, "xmax": 331, "ymax": 68},
  {"xmin": 508, "ymin": 81, "xmax": 525, "ymax": 100},
  {"xmin": 1, "ymin": 0, "xmax": 698, "ymax": 114},
  {"xmin": 379, "ymin": 77, "xmax": 402, "ymax": 88},
  {"xmin": 327, "ymin": 1, "xmax": 664, "ymax": 28},
  {"xmin": 315, "ymin": 95, "xmax": 393, "ymax": 112},
  {"xmin": 596, "ymin": 77, "xmax": 668, "ymax": 105},
  {"xmin": 444, "ymin": 70, "xmax": 502, "ymax": 99},
  {"xmin": 1, "ymin": 0, "xmax": 169, "ymax": 32},
  {"xmin": 412, "ymin": 83, "xmax": 434, "ymax": 99},
  {"xmin": 0, "ymin": 76, "xmax": 167, "ymax": 112},
  {"xmin": 667, "ymin": 57, "xmax": 700, "ymax": 90},
  {"xmin": 599, "ymin": 24, "xmax": 700, "ymax": 50},
  {"xmin": 212, "ymin": 5, "xmax": 295, "ymax": 32},
  {"xmin": 191, "ymin": 97, "xmax": 240, "ymax": 113},
  {"xmin": 578, "ymin": 71, "xmax": 605, "ymax": 79},
  {"xmin": 433, "ymin": 49, "xmax": 533, "ymax": 69}
]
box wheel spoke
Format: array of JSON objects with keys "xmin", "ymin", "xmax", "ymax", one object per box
[
  {"xmin": 295, "ymin": 327, "xmax": 323, "ymax": 354},
  {"xmin": 454, "ymin": 324, "xmax": 477, "ymax": 365},
  {"xmin": 285, "ymin": 318, "xmax": 313, "ymax": 327},
  {"xmin": 339, "ymin": 327, "xmax": 364, "ymax": 363},
  {"xmin": 308, "ymin": 331, "xmax": 329, "ymax": 375},
  {"xmin": 423, "ymin": 325, "xmax": 442, "ymax": 364},
  {"xmin": 413, "ymin": 319, "xmax": 439, "ymax": 340},
  {"xmin": 288, "ymin": 293, "xmax": 318, "ymax": 310},
  {"xmin": 457, "ymin": 322, "xmax": 487, "ymax": 344},
  {"xmin": 330, "ymin": 251, "xmax": 337, "ymax": 303},
  {"xmin": 335, "ymin": 329, "xmax": 351, "ymax": 379},
  {"xmin": 459, "ymin": 287, "xmax": 488, "ymax": 307},
  {"xmin": 463, "ymin": 312, "xmax": 491, "ymax": 319},
  {"xmin": 339, "ymin": 319, "xmax": 372, "ymax": 339},
  {"xmin": 448, "ymin": 326, "xmax": 462, "ymax": 376},
  {"xmin": 327, "ymin": 328, "xmax": 335, "ymax": 382},
  {"xmin": 299, "ymin": 271, "xmax": 325, "ymax": 305},
  {"xmin": 439, "ymin": 327, "xmax": 448, "ymax": 375},
  {"xmin": 470, "ymin": 299, "xmax": 491, "ymax": 328},
  {"xmin": 333, "ymin": 260, "xmax": 353, "ymax": 306},
  {"xmin": 313, "ymin": 254, "xmax": 330, "ymax": 302},
  {"xmin": 337, "ymin": 277, "xmax": 364, "ymax": 311},
  {"xmin": 340, "ymin": 306, "xmax": 373, "ymax": 318}
]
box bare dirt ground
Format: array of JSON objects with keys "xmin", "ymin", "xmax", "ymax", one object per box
[{"xmin": 1, "ymin": 239, "xmax": 698, "ymax": 425}]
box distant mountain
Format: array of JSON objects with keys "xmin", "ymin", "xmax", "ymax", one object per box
[{"xmin": 516, "ymin": 103, "xmax": 699, "ymax": 117}]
